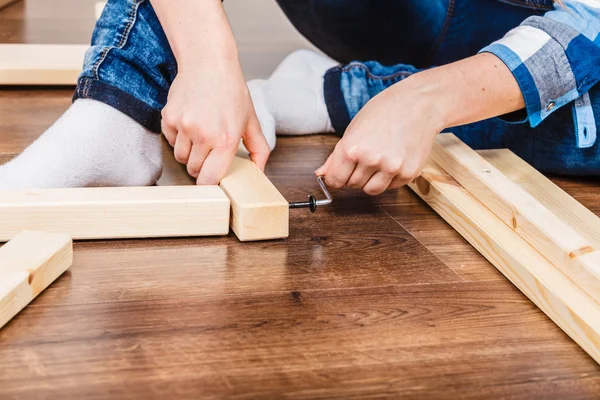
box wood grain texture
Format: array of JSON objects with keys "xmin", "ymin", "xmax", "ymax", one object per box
[
  {"xmin": 0, "ymin": 186, "xmax": 230, "ymax": 241},
  {"xmin": 480, "ymin": 149, "xmax": 600, "ymax": 250},
  {"xmin": 432, "ymin": 134, "xmax": 600, "ymax": 305},
  {"xmin": 0, "ymin": 44, "xmax": 87, "ymax": 85},
  {"xmin": 220, "ymin": 156, "xmax": 289, "ymax": 241},
  {"xmin": 382, "ymin": 202, "xmax": 500, "ymax": 282},
  {"xmin": 2, "ymin": 1, "xmax": 600, "ymax": 397},
  {"xmin": 1, "ymin": 231, "xmax": 73, "ymax": 329},
  {"xmin": 409, "ymin": 161, "xmax": 600, "ymax": 364}
]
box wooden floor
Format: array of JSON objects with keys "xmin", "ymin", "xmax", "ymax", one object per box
[{"xmin": 1, "ymin": 1, "xmax": 600, "ymax": 398}]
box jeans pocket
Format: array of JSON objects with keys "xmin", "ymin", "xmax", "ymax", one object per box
[{"xmin": 496, "ymin": 0, "xmax": 554, "ymax": 11}]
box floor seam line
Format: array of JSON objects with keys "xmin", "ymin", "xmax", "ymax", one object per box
[{"xmin": 379, "ymin": 205, "xmax": 467, "ymax": 282}]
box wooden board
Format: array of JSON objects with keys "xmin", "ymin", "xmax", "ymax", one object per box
[
  {"xmin": 0, "ymin": 186, "xmax": 230, "ymax": 241},
  {"xmin": 479, "ymin": 149, "xmax": 600, "ymax": 250},
  {"xmin": 431, "ymin": 134, "xmax": 600, "ymax": 305},
  {"xmin": 1, "ymin": 231, "xmax": 73, "ymax": 329},
  {"xmin": 0, "ymin": 44, "xmax": 87, "ymax": 85},
  {"xmin": 220, "ymin": 157, "xmax": 289, "ymax": 241},
  {"xmin": 409, "ymin": 161, "xmax": 600, "ymax": 364}
]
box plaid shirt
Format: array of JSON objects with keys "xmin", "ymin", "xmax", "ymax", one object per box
[{"xmin": 481, "ymin": 0, "xmax": 600, "ymax": 148}]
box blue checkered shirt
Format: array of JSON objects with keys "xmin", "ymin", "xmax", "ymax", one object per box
[{"xmin": 481, "ymin": 0, "xmax": 600, "ymax": 148}]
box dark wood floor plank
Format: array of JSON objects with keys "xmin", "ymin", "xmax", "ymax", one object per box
[
  {"xmin": 0, "ymin": 0, "xmax": 96, "ymax": 44},
  {"xmin": 0, "ymin": 89, "xmax": 72, "ymax": 154},
  {"xmin": 2, "ymin": 0, "xmax": 600, "ymax": 397},
  {"xmin": 1, "ymin": 281, "xmax": 599, "ymax": 399},
  {"xmin": 0, "ymin": 209, "xmax": 460, "ymax": 317},
  {"xmin": 382, "ymin": 203, "xmax": 503, "ymax": 282}
]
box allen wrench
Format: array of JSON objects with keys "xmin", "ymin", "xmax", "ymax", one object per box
[{"xmin": 289, "ymin": 176, "xmax": 332, "ymax": 213}]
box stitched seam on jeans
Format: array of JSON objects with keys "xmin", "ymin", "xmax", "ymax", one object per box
[
  {"xmin": 426, "ymin": 0, "xmax": 456, "ymax": 64},
  {"xmin": 340, "ymin": 63, "xmax": 413, "ymax": 81},
  {"xmin": 84, "ymin": 78, "xmax": 91, "ymax": 97},
  {"xmin": 92, "ymin": 0, "xmax": 143, "ymax": 80}
]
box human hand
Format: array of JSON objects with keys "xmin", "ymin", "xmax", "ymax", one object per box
[
  {"xmin": 315, "ymin": 77, "xmax": 445, "ymax": 195},
  {"xmin": 161, "ymin": 61, "xmax": 270, "ymax": 185}
]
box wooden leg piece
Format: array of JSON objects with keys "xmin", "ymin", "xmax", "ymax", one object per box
[
  {"xmin": 431, "ymin": 134, "xmax": 600, "ymax": 305},
  {"xmin": 1, "ymin": 231, "xmax": 73, "ymax": 329},
  {"xmin": 220, "ymin": 157, "xmax": 289, "ymax": 241},
  {"xmin": 409, "ymin": 161, "xmax": 600, "ymax": 364},
  {"xmin": 479, "ymin": 149, "xmax": 600, "ymax": 250},
  {"xmin": 0, "ymin": 44, "xmax": 88, "ymax": 86},
  {"xmin": 0, "ymin": 186, "xmax": 230, "ymax": 241}
]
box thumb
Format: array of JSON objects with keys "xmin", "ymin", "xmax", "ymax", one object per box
[{"xmin": 242, "ymin": 113, "xmax": 270, "ymax": 171}]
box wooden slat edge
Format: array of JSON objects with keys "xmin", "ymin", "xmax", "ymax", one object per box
[
  {"xmin": 479, "ymin": 149, "xmax": 600, "ymax": 250},
  {"xmin": 0, "ymin": 231, "xmax": 73, "ymax": 329},
  {"xmin": 220, "ymin": 157, "xmax": 289, "ymax": 242},
  {"xmin": 409, "ymin": 162, "xmax": 600, "ymax": 364},
  {"xmin": 0, "ymin": 186, "xmax": 230, "ymax": 241},
  {"xmin": 0, "ymin": 44, "xmax": 87, "ymax": 86},
  {"xmin": 431, "ymin": 134, "xmax": 600, "ymax": 304}
]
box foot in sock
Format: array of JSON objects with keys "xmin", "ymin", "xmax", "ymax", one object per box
[
  {"xmin": 247, "ymin": 49, "xmax": 338, "ymax": 138},
  {"xmin": 0, "ymin": 99, "xmax": 163, "ymax": 189}
]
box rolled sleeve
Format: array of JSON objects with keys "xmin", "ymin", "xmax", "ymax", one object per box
[{"xmin": 480, "ymin": 0, "xmax": 600, "ymax": 128}]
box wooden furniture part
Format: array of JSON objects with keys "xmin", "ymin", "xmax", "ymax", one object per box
[
  {"xmin": 0, "ymin": 44, "xmax": 88, "ymax": 85},
  {"xmin": 1, "ymin": 231, "xmax": 73, "ymax": 329},
  {"xmin": 431, "ymin": 134, "xmax": 600, "ymax": 305},
  {"xmin": 220, "ymin": 157, "xmax": 289, "ymax": 241},
  {"xmin": 409, "ymin": 161, "xmax": 600, "ymax": 364},
  {"xmin": 0, "ymin": 0, "xmax": 19, "ymax": 11},
  {"xmin": 479, "ymin": 149, "xmax": 600, "ymax": 250},
  {"xmin": 0, "ymin": 186, "xmax": 230, "ymax": 242}
]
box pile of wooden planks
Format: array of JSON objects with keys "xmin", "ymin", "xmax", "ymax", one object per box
[{"xmin": 409, "ymin": 133, "xmax": 600, "ymax": 364}]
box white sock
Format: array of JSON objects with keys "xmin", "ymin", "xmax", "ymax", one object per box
[
  {"xmin": 248, "ymin": 49, "xmax": 338, "ymax": 137},
  {"xmin": 0, "ymin": 99, "xmax": 163, "ymax": 189}
]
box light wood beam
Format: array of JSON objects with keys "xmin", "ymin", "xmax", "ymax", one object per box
[
  {"xmin": 0, "ymin": 44, "xmax": 87, "ymax": 86},
  {"xmin": 409, "ymin": 161, "xmax": 600, "ymax": 364},
  {"xmin": 220, "ymin": 157, "xmax": 289, "ymax": 241},
  {"xmin": 1, "ymin": 231, "xmax": 73, "ymax": 329},
  {"xmin": 479, "ymin": 149, "xmax": 600, "ymax": 250},
  {"xmin": 0, "ymin": 186, "xmax": 230, "ymax": 241},
  {"xmin": 431, "ymin": 134, "xmax": 600, "ymax": 305}
]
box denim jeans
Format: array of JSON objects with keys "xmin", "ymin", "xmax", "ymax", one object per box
[{"xmin": 76, "ymin": 0, "xmax": 600, "ymax": 176}]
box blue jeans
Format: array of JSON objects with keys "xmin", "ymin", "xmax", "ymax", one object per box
[{"xmin": 76, "ymin": 0, "xmax": 600, "ymax": 176}]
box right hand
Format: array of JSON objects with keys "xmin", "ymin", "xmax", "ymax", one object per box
[{"xmin": 161, "ymin": 60, "xmax": 270, "ymax": 185}]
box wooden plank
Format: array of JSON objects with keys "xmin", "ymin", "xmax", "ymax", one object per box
[
  {"xmin": 0, "ymin": 186, "xmax": 230, "ymax": 241},
  {"xmin": 0, "ymin": 0, "xmax": 19, "ymax": 11},
  {"xmin": 1, "ymin": 231, "xmax": 73, "ymax": 329},
  {"xmin": 479, "ymin": 149, "xmax": 600, "ymax": 250},
  {"xmin": 0, "ymin": 44, "xmax": 87, "ymax": 85},
  {"xmin": 409, "ymin": 161, "xmax": 600, "ymax": 364},
  {"xmin": 220, "ymin": 157, "xmax": 289, "ymax": 241},
  {"xmin": 431, "ymin": 134, "xmax": 600, "ymax": 304}
]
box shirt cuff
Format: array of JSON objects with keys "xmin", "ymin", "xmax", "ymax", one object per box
[{"xmin": 479, "ymin": 19, "xmax": 582, "ymax": 128}]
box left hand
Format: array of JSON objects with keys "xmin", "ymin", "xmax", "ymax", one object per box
[{"xmin": 315, "ymin": 77, "xmax": 445, "ymax": 195}]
